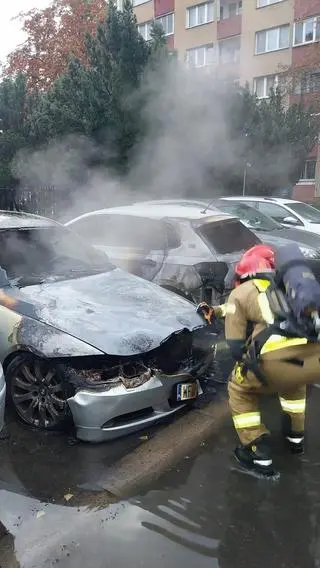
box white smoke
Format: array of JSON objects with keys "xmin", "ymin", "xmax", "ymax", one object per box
[{"xmin": 13, "ymin": 61, "xmax": 248, "ymax": 222}]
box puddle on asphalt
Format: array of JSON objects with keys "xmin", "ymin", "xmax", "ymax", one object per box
[{"xmin": 2, "ymin": 389, "xmax": 320, "ymax": 568}]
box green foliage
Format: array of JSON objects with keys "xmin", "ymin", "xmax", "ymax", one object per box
[{"xmin": 221, "ymin": 87, "xmax": 319, "ymax": 195}]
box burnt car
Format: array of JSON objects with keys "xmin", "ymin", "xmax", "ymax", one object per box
[
  {"xmin": 65, "ymin": 203, "xmax": 260, "ymax": 304},
  {"xmin": 0, "ymin": 211, "xmax": 215, "ymax": 443}
]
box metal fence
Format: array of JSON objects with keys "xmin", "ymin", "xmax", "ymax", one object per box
[{"xmin": 0, "ymin": 187, "xmax": 66, "ymax": 220}]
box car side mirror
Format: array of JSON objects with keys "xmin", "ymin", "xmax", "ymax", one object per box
[{"xmin": 283, "ymin": 216, "xmax": 299, "ymax": 226}]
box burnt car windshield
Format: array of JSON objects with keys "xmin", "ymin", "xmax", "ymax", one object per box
[
  {"xmin": 0, "ymin": 226, "xmax": 114, "ymax": 286},
  {"xmin": 197, "ymin": 219, "xmax": 260, "ymax": 254}
]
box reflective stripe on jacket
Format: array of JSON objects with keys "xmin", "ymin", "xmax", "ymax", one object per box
[{"xmin": 225, "ymin": 278, "xmax": 308, "ymax": 357}]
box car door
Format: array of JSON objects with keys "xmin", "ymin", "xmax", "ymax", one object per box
[{"xmin": 256, "ymin": 202, "xmax": 305, "ymax": 229}]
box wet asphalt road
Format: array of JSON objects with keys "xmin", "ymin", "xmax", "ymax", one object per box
[{"xmin": 2, "ymin": 385, "xmax": 320, "ymax": 568}]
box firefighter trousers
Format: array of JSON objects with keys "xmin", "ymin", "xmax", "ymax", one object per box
[{"xmin": 228, "ymin": 342, "xmax": 320, "ymax": 446}]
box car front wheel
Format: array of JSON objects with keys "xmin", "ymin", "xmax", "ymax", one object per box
[{"xmin": 6, "ymin": 354, "xmax": 72, "ymax": 430}]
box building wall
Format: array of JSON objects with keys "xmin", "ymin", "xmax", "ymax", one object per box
[{"xmin": 130, "ymin": 0, "xmax": 320, "ymax": 201}]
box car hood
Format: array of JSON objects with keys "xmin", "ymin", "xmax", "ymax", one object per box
[
  {"xmin": 19, "ymin": 268, "xmax": 203, "ymax": 356},
  {"xmin": 252, "ymin": 229, "xmax": 320, "ymax": 251}
]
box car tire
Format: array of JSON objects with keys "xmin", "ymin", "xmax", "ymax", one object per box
[{"xmin": 6, "ymin": 353, "xmax": 73, "ymax": 431}]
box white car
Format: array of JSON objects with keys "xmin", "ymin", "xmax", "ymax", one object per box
[
  {"xmin": 0, "ymin": 364, "xmax": 5, "ymax": 435},
  {"xmin": 222, "ymin": 197, "xmax": 320, "ymax": 235}
]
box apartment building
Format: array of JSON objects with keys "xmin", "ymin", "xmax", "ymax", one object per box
[{"xmin": 117, "ymin": 0, "xmax": 320, "ymax": 200}]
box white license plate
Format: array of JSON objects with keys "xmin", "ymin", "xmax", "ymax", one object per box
[{"xmin": 176, "ymin": 382, "xmax": 198, "ymax": 401}]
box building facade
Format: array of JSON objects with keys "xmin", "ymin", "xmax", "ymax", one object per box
[{"xmin": 118, "ymin": 0, "xmax": 320, "ymax": 200}]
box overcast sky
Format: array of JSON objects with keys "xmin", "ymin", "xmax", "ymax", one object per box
[{"xmin": 0, "ymin": 1, "xmax": 50, "ymax": 64}]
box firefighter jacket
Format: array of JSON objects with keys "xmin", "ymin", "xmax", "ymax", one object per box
[{"xmin": 224, "ymin": 278, "xmax": 308, "ymax": 365}]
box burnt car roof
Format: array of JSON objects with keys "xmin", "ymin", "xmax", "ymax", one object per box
[
  {"xmin": 0, "ymin": 210, "xmax": 57, "ymax": 230},
  {"xmin": 68, "ymin": 203, "xmax": 235, "ymax": 224}
]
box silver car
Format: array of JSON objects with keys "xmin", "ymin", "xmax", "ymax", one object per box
[
  {"xmin": 0, "ymin": 364, "xmax": 5, "ymax": 435},
  {"xmin": 0, "ymin": 211, "xmax": 214, "ymax": 443}
]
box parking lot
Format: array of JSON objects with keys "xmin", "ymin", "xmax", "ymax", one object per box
[{"xmin": 2, "ymin": 383, "xmax": 320, "ymax": 568}]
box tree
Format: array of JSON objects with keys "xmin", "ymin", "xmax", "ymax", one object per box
[
  {"xmin": 5, "ymin": 0, "xmax": 107, "ymax": 90},
  {"xmin": 0, "ymin": 75, "xmax": 34, "ymax": 189},
  {"xmin": 226, "ymin": 87, "xmax": 320, "ymax": 195}
]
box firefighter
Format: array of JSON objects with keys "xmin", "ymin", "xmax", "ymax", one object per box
[{"xmin": 198, "ymin": 243, "xmax": 320, "ymax": 477}]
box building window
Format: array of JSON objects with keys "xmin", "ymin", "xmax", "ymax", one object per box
[
  {"xmin": 255, "ymin": 25, "xmax": 290, "ymax": 54},
  {"xmin": 257, "ymin": 0, "xmax": 285, "ymax": 7},
  {"xmin": 220, "ymin": 1, "xmax": 242, "ymax": 20},
  {"xmin": 137, "ymin": 21, "xmax": 152, "ymax": 41},
  {"xmin": 254, "ymin": 75, "xmax": 280, "ymax": 98},
  {"xmin": 156, "ymin": 13, "xmax": 174, "ymax": 36},
  {"xmin": 300, "ymin": 160, "xmax": 317, "ymax": 181},
  {"xmin": 186, "ymin": 44, "xmax": 216, "ymax": 67},
  {"xmin": 294, "ymin": 70, "xmax": 320, "ymax": 95},
  {"xmin": 186, "ymin": 2, "xmax": 214, "ymax": 28},
  {"xmin": 294, "ymin": 16, "xmax": 320, "ymax": 46},
  {"xmin": 219, "ymin": 36, "xmax": 241, "ymax": 64}
]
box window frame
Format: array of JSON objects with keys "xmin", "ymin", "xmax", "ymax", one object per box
[
  {"xmin": 300, "ymin": 159, "xmax": 317, "ymax": 181},
  {"xmin": 186, "ymin": 2, "xmax": 214, "ymax": 29},
  {"xmin": 219, "ymin": 36, "xmax": 241, "ymax": 64},
  {"xmin": 155, "ymin": 12, "xmax": 175, "ymax": 36},
  {"xmin": 253, "ymin": 74, "xmax": 279, "ymax": 98},
  {"xmin": 137, "ymin": 20, "xmax": 152, "ymax": 41},
  {"xmin": 256, "ymin": 0, "xmax": 285, "ymax": 8},
  {"xmin": 255, "ymin": 24, "xmax": 290, "ymax": 54},
  {"xmin": 295, "ymin": 70, "xmax": 320, "ymax": 95},
  {"xmin": 293, "ymin": 15, "xmax": 320, "ymax": 47},
  {"xmin": 220, "ymin": 1, "xmax": 242, "ymax": 20},
  {"xmin": 186, "ymin": 43, "xmax": 216, "ymax": 68}
]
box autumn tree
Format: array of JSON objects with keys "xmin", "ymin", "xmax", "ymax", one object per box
[
  {"xmin": 5, "ymin": 0, "xmax": 107, "ymax": 90},
  {"xmin": 19, "ymin": 0, "xmax": 152, "ymax": 174}
]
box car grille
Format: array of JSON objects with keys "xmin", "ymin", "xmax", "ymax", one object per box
[{"xmin": 147, "ymin": 328, "xmax": 213, "ymax": 375}]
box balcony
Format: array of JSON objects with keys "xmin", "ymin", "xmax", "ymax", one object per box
[
  {"xmin": 218, "ymin": 0, "xmax": 242, "ymax": 40},
  {"xmin": 154, "ymin": 0, "xmax": 174, "ymax": 18},
  {"xmin": 218, "ymin": 35, "xmax": 241, "ymax": 77}
]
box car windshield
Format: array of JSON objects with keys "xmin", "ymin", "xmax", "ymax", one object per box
[
  {"xmin": 287, "ymin": 202, "xmax": 320, "ymax": 224},
  {"xmin": 0, "ymin": 225, "xmax": 114, "ymax": 287},
  {"xmin": 217, "ymin": 202, "xmax": 280, "ymax": 232}
]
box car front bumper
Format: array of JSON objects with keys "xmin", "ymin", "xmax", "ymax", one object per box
[
  {"xmin": 0, "ymin": 367, "xmax": 6, "ymax": 434},
  {"xmin": 67, "ymin": 372, "xmax": 202, "ymax": 443}
]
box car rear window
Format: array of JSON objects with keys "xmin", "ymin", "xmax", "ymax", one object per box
[{"xmin": 197, "ymin": 219, "xmax": 260, "ymax": 254}]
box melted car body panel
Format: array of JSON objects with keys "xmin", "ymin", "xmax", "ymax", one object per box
[{"xmin": 17, "ymin": 269, "xmax": 203, "ymax": 357}]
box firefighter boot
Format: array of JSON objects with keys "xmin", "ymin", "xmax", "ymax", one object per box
[
  {"xmin": 234, "ymin": 434, "xmax": 277, "ymax": 477},
  {"xmin": 282, "ymin": 414, "xmax": 304, "ymax": 455}
]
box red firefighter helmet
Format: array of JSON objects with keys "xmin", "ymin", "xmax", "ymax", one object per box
[{"xmin": 234, "ymin": 244, "xmax": 275, "ymax": 286}]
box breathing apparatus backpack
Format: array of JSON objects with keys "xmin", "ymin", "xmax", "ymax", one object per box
[
  {"xmin": 266, "ymin": 243, "xmax": 320, "ymax": 340},
  {"xmin": 243, "ymin": 243, "xmax": 320, "ymax": 385}
]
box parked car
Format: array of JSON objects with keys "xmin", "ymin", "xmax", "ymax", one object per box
[
  {"xmin": 214, "ymin": 199, "xmax": 320, "ymax": 259},
  {"xmin": 0, "ymin": 210, "xmax": 216, "ymax": 443},
  {"xmin": 137, "ymin": 199, "xmax": 320, "ymax": 260},
  {"xmin": 0, "ymin": 364, "xmax": 5, "ymax": 435},
  {"xmin": 223, "ymin": 196, "xmax": 320, "ymax": 235},
  {"xmin": 65, "ymin": 203, "xmax": 261, "ymax": 304}
]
